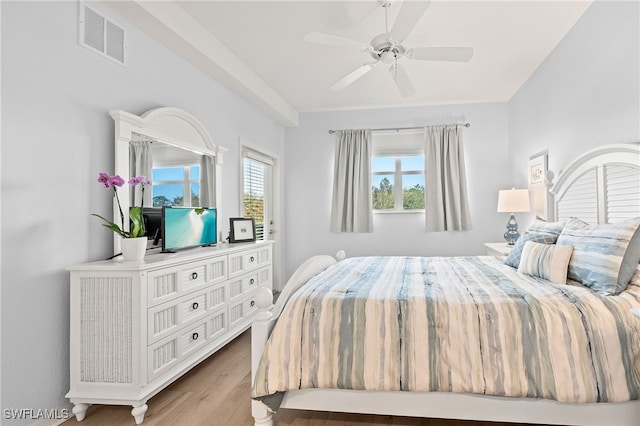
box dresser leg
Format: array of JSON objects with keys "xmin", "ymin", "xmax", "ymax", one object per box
[
  {"xmin": 131, "ymin": 404, "xmax": 148, "ymax": 424},
  {"xmin": 72, "ymin": 403, "xmax": 89, "ymax": 421}
]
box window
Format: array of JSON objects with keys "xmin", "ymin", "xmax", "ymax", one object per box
[
  {"xmin": 152, "ymin": 165, "xmax": 200, "ymax": 207},
  {"xmin": 242, "ymin": 149, "xmax": 274, "ymax": 241},
  {"xmin": 371, "ymin": 132, "xmax": 425, "ymax": 212}
]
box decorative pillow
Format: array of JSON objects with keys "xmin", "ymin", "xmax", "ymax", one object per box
[
  {"xmin": 503, "ymin": 232, "xmax": 558, "ymax": 269},
  {"xmin": 517, "ymin": 241, "xmax": 574, "ymax": 284},
  {"xmin": 527, "ymin": 219, "xmax": 566, "ymax": 237},
  {"xmin": 556, "ymin": 217, "xmax": 640, "ymax": 295}
]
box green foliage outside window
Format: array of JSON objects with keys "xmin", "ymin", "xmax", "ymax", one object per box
[
  {"xmin": 153, "ymin": 193, "xmax": 200, "ymax": 207},
  {"xmin": 244, "ymin": 194, "xmax": 264, "ymax": 226},
  {"xmin": 371, "ymin": 178, "xmax": 425, "ymax": 210},
  {"xmin": 372, "ymin": 177, "xmax": 394, "ymax": 209},
  {"xmin": 403, "ymin": 184, "xmax": 425, "ymax": 209}
]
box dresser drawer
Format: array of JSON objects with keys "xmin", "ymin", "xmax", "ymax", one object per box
[
  {"xmin": 241, "ymin": 273, "xmax": 258, "ymax": 293},
  {"xmin": 147, "ymin": 256, "xmax": 227, "ymax": 307},
  {"xmin": 181, "ymin": 322, "xmax": 207, "ymax": 358},
  {"xmin": 180, "ymin": 262, "xmax": 208, "ymax": 293},
  {"xmin": 148, "ymin": 336, "xmax": 179, "ymax": 381},
  {"xmin": 207, "ymin": 308, "xmax": 227, "ymax": 341},
  {"xmin": 228, "ymin": 294, "xmax": 258, "ymax": 329},
  {"xmin": 148, "ymin": 287, "xmax": 209, "ymax": 344},
  {"xmin": 208, "ymin": 282, "xmax": 227, "ymax": 311},
  {"xmin": 147, "ymin": 308, "xmax": 225, "ymax": 382},
  {"xmin": 256, "ymin": 266, "xmax": 272, "ymax": 290},
  {"xmin": 228, "ymin": 250, "xmax": 259, "ymax": 278}
]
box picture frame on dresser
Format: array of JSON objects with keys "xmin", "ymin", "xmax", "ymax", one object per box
[{"xmin": 229, "ymin": 217, "xmax": 256, "ymax": 243}]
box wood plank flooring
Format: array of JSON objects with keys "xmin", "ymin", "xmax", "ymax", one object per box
[{"xmin": 62, "ymin": 331, "xmax": 524, "ymax": 426}]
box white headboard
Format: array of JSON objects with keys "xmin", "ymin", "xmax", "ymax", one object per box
[{"xmin": 551, "ymin": 143, "xmax": 640, "ymax": 224}]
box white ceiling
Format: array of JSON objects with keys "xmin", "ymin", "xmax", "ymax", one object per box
[{"xmin": 107, "ymin": 1, "xmax": 592, "ymax": 126}]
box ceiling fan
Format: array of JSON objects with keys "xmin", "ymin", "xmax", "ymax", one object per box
[{"xmin": 304, "ymin": 0, "xmax": 473, "ymax": 97}]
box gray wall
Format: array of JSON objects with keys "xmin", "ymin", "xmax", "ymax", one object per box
[
  {"xmin": 1, "ymin": 1, "xmax": 285, "ymax": 421},
  {"xmin": 284, "ymin": 103, "xmax": 511, "ymax": 278},
  {"xmin": 509, "ymin": 0, "xmax": 640, "ymax": 190}
]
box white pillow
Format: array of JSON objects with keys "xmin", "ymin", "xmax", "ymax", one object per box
[{"xmin": 517, "ymin": 241, "xmax": 574, "ymax": 284}]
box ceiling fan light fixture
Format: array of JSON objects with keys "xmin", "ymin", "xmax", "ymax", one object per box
[{"xmin": 380, "ymin": 50, "xmax": 395, "ymax": 64}]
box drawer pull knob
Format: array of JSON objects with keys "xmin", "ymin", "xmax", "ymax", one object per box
[
  {"xmin": 250, "ymin": 256, "xmax": 255, "ymax": 262},
  {"xmin": 191, "ymin": 272, "xmax": 198, "ymax": 280},
  {"xmin": 192, "ymin": 302, "xmax": 199, "ymax": 310},
  {"xmin": 250, "ymin": 300, "xmax": 255, "ymax": 307},
  {"xmin": 250, "ymin": 278, "xmax": 255, "ymax": 285},
  {"xmin": 192, "ymin": 332, "xmax": 199, "ymax": 341}
]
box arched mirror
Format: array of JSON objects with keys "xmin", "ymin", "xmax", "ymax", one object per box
[{"xmin": 111, "ymin": 107, "xmax": 227, "ymax": 254}]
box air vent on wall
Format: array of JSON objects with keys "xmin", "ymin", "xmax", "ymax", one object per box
[{"xmin": 79, "ymin": 3, "xmax": 127, "ymax": 66}]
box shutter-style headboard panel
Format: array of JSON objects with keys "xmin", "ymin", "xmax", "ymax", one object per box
[{"xmin": 552, "ymin": 143, "xmax": 640, "ymax": 224}]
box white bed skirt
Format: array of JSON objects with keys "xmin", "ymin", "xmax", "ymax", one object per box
[{"xmin": 280, "ymin": 388, "xmax": 640, "ymax": 426}]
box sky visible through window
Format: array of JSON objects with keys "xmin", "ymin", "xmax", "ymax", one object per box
[
  {"xmin": 371, "ymin": 156, "xmax": 424, "ymax": 189},
  {"xmin": 152, "ymin": 166, "xmax": 200, "ymax": 204}
]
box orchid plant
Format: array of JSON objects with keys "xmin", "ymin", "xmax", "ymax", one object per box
[{"xmin": 93, "ymin": 172, "xmax": 151, "ymax": 238}]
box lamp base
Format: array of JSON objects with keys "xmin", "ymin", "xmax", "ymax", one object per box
[{"xmin": 503, "ymin": 213, "xmax": 520, "ymax": 245}]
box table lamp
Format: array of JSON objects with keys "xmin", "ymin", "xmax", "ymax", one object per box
[{"xmin": 497, "ymin": 188, "xmax": 531, "ymax": 245}]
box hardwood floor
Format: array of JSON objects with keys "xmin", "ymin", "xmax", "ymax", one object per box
[{"xmin": 62, "ymin": 330, "xmax": 523, "ymax": 426}]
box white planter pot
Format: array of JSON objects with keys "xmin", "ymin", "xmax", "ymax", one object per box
[{"xmin": 121, "ymin": 237, "xmax": 147, "ymax": 261}]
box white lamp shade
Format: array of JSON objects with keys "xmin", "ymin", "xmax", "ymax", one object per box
[{"xmin": 497, "ymin": 189, "xmax": 531, "ymax": 213}]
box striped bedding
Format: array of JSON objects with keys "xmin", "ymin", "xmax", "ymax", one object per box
[{"xmin": 252, "ymin": 256, "xmax": 640, "ymax": 407}]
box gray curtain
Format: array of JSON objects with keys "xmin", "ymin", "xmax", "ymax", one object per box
[
  {"xmin": 424, "ymin": 124, "xmax": 472, "ymax": 231},
  {"xmin": 129, "ymin": 140, "xmax": 152, "ymax": 207},
  {"xmin": 200, "ymin": 155, "xmax": 216, "ymax": 207},
  {"xmin": 330, "ymin": 129, "xmax": 373, "ymax": 233}
]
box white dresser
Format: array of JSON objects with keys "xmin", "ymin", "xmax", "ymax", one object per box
[{"xmin": 66, "ymin": 241, "xmax": 273, "ymax": 424}]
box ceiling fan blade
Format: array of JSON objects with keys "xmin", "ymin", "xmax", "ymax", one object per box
[
  {"xmin": 330, "ymin": 62, "xmax": 377, "ymax": 91},
  {"xmin": 304, "ymin": 32, "xmax": 371, "ymax": 52},
  {"xmin": 389, "ymin": 63, "xmax": 416, "ymax": 98},
  {"xmin": 389, "ymin": 0, "xmax": 431, "ymax": 43},
  {"xmin": 408, "ymin": 47, "xmax": 474, "ymax": 62}
]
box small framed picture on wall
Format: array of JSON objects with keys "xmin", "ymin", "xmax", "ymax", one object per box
[
  {"xmin": 528, "ymin": 152, "xmax": 547, "ymax": 185},
  {"xmin": 528, "ymin": 151, "xmax": 551, "ymax": 220},
  {"xmin": 229, "ymin": 217, "xmax": 256, "ymax": 243}
]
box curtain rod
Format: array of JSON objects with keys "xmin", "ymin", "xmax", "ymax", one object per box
[{"xmin": 328, "ymin": 123, "xmax": 470, "ymax": 134}]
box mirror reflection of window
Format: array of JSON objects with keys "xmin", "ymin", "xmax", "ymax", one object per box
[{"xmin": 152, "ymin": 165, "xmax": 201, "ymax": 207}]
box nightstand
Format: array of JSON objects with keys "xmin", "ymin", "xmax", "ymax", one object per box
[{"xmin": 484, "ymin": 242, "xmax": 512, "ymax": 256}]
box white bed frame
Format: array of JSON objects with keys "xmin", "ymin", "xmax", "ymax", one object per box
[{"xmin": 251, "ymin": 143, "xmax": 640, "ymax": 426}]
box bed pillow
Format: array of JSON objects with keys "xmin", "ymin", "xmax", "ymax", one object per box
[
  {"xmin": 503, "ymin": 232, "xmax": 558, "ymax": 269},
  {"xmin": 527, "ymin": 219, "xmax": 566, "ymax": 238},
  {"xmin": 517, "ymin": 241, "xmax": 574, "ymax": 284},
  {"xmin": 556, "ymin": 217, "xmax": 640, "ymax": 295}
]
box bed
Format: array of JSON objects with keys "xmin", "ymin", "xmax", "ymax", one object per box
[{"xmin": 250, "ymin": 143, "xmax": 640, "ymax": 426}]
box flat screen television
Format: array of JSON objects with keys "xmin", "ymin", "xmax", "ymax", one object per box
[{"xmin": 161, "ymin": 206, "xmax": 217, "ymax": 252}]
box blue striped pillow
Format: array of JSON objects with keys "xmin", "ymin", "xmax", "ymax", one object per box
[
  {"xmin": 503, "ymin": 232, "xmax": 558, "ymax": 269},
  {"xmin": 517, "ymin": 241, "xmax": 574, "ymax": 284},
  {"xmin": 556, "ymin": 217, "xmax": 640, "ymax": 295},
  {"xmin": 527, "ymin": 219, "xmax": 566, "ymax": 237}
]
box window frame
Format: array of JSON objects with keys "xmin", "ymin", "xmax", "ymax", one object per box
[
  {"xmin": 371, "ymin": 131, "xmax": 425, "ymax": 214},
  {"xmin": 241, "ymin": 147, "xmax": 274, "ymax": 241}
]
